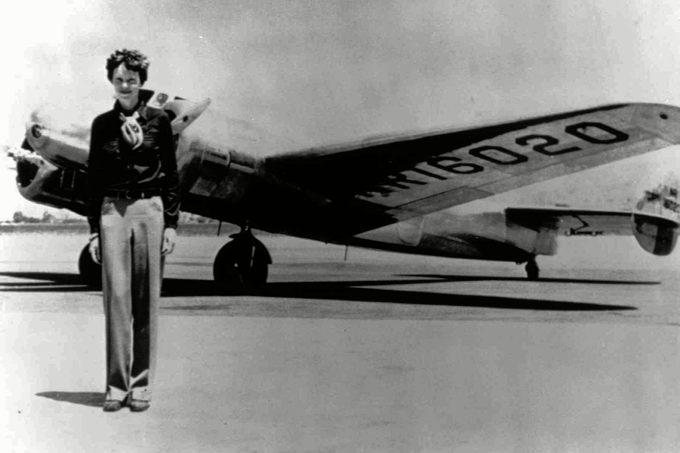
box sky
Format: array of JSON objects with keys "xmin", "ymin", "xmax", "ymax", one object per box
[{"xmin": 2, "ymin": 0, "xmax": 680, "ymax": 219}]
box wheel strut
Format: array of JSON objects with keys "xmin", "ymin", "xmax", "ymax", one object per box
[
  {"xmin": 213, "ymin": 226, "xmax": 271, "ymax": 293},
  {"xmin": 525, "ymin": 257, "xmax": 539, "ymax": 280}
]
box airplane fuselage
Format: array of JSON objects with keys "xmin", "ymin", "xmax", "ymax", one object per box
[{"xmin": 11, "ymin": 91, "xmax": 680, "ymax": 288}]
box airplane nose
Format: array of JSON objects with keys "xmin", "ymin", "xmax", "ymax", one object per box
[
  {"xmin": 23, "ymin": 121, "xmax": 89, "ymax": 168},
  {"xmin": 30, "ymin": 124, "xmax": 43, "ymax": 139},
  {"xmin": 25, "ymin": 122, "xmax": 48, "ymax": 150}
]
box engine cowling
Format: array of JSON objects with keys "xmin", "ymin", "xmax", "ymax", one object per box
[
  {"xmin": 13, "ymin": 145, "xmax": 89, "ymax": 216},
  {"xmin": 632, "ymin": 214, "xmax": 678, "ymax": 256},
  {"xmin": 632, "ymin": 184, "xmax": 680, "ymax": 256}
]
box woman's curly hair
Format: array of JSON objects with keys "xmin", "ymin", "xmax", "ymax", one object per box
[{"xmin": 106, "ymin": 49, "xmax": 150, "ymax": 84}]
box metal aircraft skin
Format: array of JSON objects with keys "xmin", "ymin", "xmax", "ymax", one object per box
[{"xmin": 8, "ymin": 89, "xmax": 680, "ymax": 288}]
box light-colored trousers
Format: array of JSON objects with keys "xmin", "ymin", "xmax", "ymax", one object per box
[{"xmin": 100, "ymin": 196, "xmax": 164, "ymax": 402}]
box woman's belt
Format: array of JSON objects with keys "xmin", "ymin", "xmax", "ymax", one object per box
[{"xmin": 104, "ymin": 188, "xmax": 162, "ymax": 200}]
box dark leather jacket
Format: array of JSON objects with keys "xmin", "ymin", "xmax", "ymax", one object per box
[{"xmin": 87, "ymin": 100, "xmax": 180, "ymax": 233}]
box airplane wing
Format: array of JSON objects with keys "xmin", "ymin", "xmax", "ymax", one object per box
[{"xmin": 265, "ymin": 103, "xmax": 680, "ymax": 227}]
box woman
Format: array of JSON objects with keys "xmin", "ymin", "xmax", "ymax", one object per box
[{"xmin": 87, "ymin": 49, "xmax": 180, "ymax": 412}]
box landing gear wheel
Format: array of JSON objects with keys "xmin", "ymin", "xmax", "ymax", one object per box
[
  {"xmin": 78, "ymin": 244, "xmax": 102, "ymax": 289},
  {"xmin": 525, "ymin": 258, "xmax": 539, "ymax": 281},
  {"xmin": 213, "ymin": 232, "xmax": 271, "ymax": 293}
]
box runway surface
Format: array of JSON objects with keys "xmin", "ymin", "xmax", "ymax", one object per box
[{"xmin": 1, "ymin": 232, "xmax": 680, "ymax": 452}]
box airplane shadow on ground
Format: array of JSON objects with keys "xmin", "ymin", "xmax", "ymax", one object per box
[
  {"xmin": 0, "ymin": 271, "xmax": 641, "ymax": 311},
  {"xmin": 399, "ymin": 274, "xmax": 662, "ymax": 286},
  {"xmin": 36, "ymin": 391, "xmax": 103, "ymax": 408},
  {"xmin": 163, "ymin": 276, "xmax": 640, "ymax": 312},
  {"xmin": 261, "ymin": 282, "xmax": 636, "ymax": 312},
  {"xmin": 0, "ymin": 272, "xmax": 92, "ymax": 293}
]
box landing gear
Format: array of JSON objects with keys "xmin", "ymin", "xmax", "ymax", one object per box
[
  {"xmin": 213, "ymin": 227, "xmax": 272, "ymax": 293},
  {"xmin": 525, "ymin": 257, "xmax": 539, "ymax": 281},
  {"xmin": 78, "ymin": 244, "xmax": 102, "ymax": 288}
]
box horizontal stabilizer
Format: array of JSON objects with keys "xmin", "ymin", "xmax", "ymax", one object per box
[{"xmin": 506, "ymin": 193, "xmax": 680, "ymax": 256}]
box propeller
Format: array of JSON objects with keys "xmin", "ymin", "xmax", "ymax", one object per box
[{"xmin": 2, "ymin": 139, "xmax": 35, "ymax": 170}]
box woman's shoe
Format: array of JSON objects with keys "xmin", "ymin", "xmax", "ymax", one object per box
[
  {"xmin": 129, "ymin": 399, "xmax": 150, "ymax": 412},
  {"xmin": 102, "ymin": 400, "xmax": 124, "ymax": 412}
]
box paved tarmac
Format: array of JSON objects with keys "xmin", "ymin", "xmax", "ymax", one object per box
[{"xmin": 1, "ymin": 232, "xmax": 680, "ymax": 452}]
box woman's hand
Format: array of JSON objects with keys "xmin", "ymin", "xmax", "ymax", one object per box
[
  {"xmin": 162, "ymin": 228, "xmax": 176, "ymax": 256},
  {"xmin": 88, "ymin": 233, "xmax": 101, "ymax": 264}
]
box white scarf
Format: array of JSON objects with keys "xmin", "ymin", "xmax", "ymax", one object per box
[{"xmin": 119, "ymin": 111, "xmax": 144, "ymax": 150}]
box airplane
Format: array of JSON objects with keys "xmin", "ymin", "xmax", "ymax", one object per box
[{"xmin": 7, "ymin": 88, "xmax": 680, "ymax": 291}]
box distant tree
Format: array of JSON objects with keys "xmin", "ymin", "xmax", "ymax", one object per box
[
  {"xmin": 62, "ymin": 217, "xmax": 87, "ymax": 224},
  {"xmin": 41, "ymin": 211, "xmax": 55, "ymax": 224},
  {"xmin": 12, "ymin": 211, "xmax": 40, "ymax": 223}
]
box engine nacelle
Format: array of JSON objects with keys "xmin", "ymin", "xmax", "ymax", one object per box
[
  {"xmin": 13, "ymin": 147, "xmax": 89, "ymax": 216},
  {"xmin": 632, "ymin": 184, "xmax": 680, "ymax": 256},
  {"xmin": 24, "ymin": 122, "xmax": 89, "ymax": 169},
  {"xmin": 632, "ymin": 214, "xmax": 678, "ymax": 256}
]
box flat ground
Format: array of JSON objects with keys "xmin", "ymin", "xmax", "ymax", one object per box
[{"xmin": 1, "ymin": 232, "xmax": 679, "ymax": 452}]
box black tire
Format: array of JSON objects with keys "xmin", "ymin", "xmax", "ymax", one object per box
[
  {"xmin": 78, "ymin": 244, "xmax": 102, "ymax": 289},
  {"xmin": 213, "ymin": 239, "xmax": 269, "ymax": 293}
]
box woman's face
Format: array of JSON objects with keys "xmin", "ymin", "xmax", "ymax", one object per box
[{"xmin": 111, "ymin": 63, "xmax": 142, "ymax": 105}]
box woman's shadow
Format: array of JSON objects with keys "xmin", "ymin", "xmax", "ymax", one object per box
[{"xmin": 36, "ymin": 391, "xmax": 103, "ymax": 408}]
